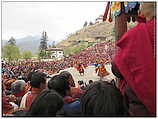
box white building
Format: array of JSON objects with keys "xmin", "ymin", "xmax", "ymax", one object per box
[{"xmin": 46, "ymin": 48, "xmax": 64, "ymax": 58}]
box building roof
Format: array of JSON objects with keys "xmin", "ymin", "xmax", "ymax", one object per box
[{"xmin": 46, "ymin": 48, "xmax": 63, "ymax": 51}]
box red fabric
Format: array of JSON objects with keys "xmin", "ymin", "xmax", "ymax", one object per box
[
  {"xmin": 98, "ymin": 65, "xmax": 109, "ymax": 77},
  {"xmin": 114, "ymin": 19, "xmax": 156, "ymax": 116},
  {"xmin": 25, "ymin": 88, "xmax": 42, "ymax": 110},
  {"xmin": 2, "ymin": 96, "xmax": 14, "ymax": 114},
  {"xmin": 136, "ymin": 16, "xmax": 146, "ymax": 23},
  {"xmin": 103, "ymin": 2, "xmax": 110, "ymax": 21},
  {"xmin": 14, "ymin": 91, "xmax": 25, "ymax": 97},
  {"xmin": 64, "ymin": 96, "xmax": 76, "ymax": 104},
  {"xmin": 108, "ymin": 8, "xmax": 112, "ymax": 22}
]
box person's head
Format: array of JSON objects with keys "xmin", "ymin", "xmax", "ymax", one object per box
[
  {"xmin": 4, "ymin": 79, "xmax": 16, "ymax": 90},
  {"xmin": 11, "ymin": 80, "xmax": 26, "ymax": 94},
  {"xmin": 60, "ymin": 71, "xmax": 75, "ymax": 87},
  {"xmin": 80, "ymin": 81, "xmax": 125, "ymax": 116},
  {"xmin": 27, "ymin": 71, "xmax": 36, "ymax": 82},
  {"xmin": 26, "ymin": 89, "xmax": 64, "ymax": 117},
  {"xmin": 139, "ymin": 2, "xmax": 156, "ymax": 21},
  {"xmin": 89, "ymin": 80, "xmax": 93, "ymax": 84},
  {"xmin": 30, "ymin": 72, "xmax": 47, "ymax": 90},
  {"xmin": 78, "ymin": 80, "xmax": 84, "ymax": 86},
  {"xmin": 48, "ymin": 75, "xmax": 70, "ymax": 97}
]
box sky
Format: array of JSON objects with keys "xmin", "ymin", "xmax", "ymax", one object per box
[{"xmin": 2, "ymin": 1, "xmax": 107, "ymax": 43}]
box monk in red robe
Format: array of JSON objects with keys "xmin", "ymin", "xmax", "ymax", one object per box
[
  {"xmin": 78, "ymin": 64, "xmax": 84, "ymax": 76},
  {"xmin": 113, "ymin": 2, "xmax": 156, "ymax": 116},
  {"xmin": 97, "ymin": 63, "xmax": 109, "ymax": 79}
]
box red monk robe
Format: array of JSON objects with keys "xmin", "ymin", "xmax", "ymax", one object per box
[
  {"xmin": 114, "ymin": 18, "xmax": 156, "ymax": 116},
  {"xmin": 97, "ymin": 64, "xmax": 109, "ymax": 78},
  {"xmin": 78, "ymin": 64, "xmax": 84, "ymax": 75}
]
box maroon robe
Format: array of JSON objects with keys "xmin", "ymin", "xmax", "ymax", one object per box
[{"xmin": 114, "ymin": 18, "xmax": 156, "ymax": 116}]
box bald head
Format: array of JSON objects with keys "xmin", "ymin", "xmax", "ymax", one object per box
[{"xmin": 140, "ymin": 2, "xmax": 156, "ymax": 21}]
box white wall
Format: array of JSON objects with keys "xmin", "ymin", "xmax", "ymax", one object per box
[{"xmin": 50, "ymin": 51, "xmax": 64, "ymax": 58}]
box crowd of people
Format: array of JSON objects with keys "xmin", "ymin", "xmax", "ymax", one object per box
[
  {"xmin": 2, "ymin": 39, "xmax": 115, "ymax": 81},
  {"xmin": 2, "ymin": 2, "xmax": 156, "ymax": 117},
  {"xmin": 2, "ymin": 35, "xmax": 117, "ymax": 117},
  {"xmin": 2, "ymin": 69, "xmax": 126, "ymax": 117}
]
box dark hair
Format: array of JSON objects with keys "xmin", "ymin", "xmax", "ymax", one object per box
[
  {"xmin": 26, "ymin": 89, "xmax": 64, "ymax": 117},
  {"xmin": 60, "ymin": 71, "xmax": 71, "ymax": 79},
  {"xmin": 27, "ymin": 71, "xmax": 36, "ymax": 82},
  {"xmin": 80, "ymin": 81, "xmax": 125, "ymax": 116},
  {"xmin": 60, "ymin": 71, "xmax": 75, "ymax": 87},
  {"xmin": 30, "ymin": 72, "xmax": 47, "ymax": 88},
  {"xmin": 88, "ymin": 80, "xmax": 93, "ymax": 84},
  {"xmin": 48, "ymin": 75, "xmax": 70, "ymax": 97},
  {"xmin": 78, "ymin": 80, "xmax": 84, "ymax": 85}
]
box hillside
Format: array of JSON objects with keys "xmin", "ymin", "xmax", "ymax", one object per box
[
  {"xmin": 2, "ymin": 21, "xmax": 136, "ymax": 56},
  {"xmin": 56, "ymin": 21, "xmax": 137, "ymax": 55},
  {"xmin": 56, "ymin": 21, "xmax": 115, "ymax": 55}
]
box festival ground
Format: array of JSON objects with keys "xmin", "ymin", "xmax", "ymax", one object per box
[{"xmin": 51, "ymin": 64, "xmax": 116, "ymax": 84}]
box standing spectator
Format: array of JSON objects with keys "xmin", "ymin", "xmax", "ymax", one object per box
[
  {"xmin": 21, "ymin": 72, "xmax": 47, "ymax": 110},
  {"xmin": 48, "ymin": 75, "xmax": 81, "ymax": 116},
  {"xmin": 26, "ymin": 89, "xmax": 64, "ymax": 117}
]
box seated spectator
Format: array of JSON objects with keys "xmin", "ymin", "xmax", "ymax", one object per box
[
  {"xmin": 26, "ymin": 89, "xmax": 64, "ymax": 117},
  {"xmin": 11, "ymin": 80, "xmax": 26, "ymax": 106},
  {"xmin": 48, "ymin": 75, "xmax": 81, "ymax": 116},
  {"xmin": 20, "ymin": 72, "xmax": 47, "ymax": 110},
  {"xmin": 80, "ymin": 81, "xmax": 127, "ymax": 116}
]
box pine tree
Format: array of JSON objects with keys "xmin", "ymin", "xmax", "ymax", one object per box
[
  {"xmin": 39, "ymin": 31, "xmax": 48, "ymax": 50},
  {"xmin": 8, "ymin": 37, "xmax": 16, "ymax": 46}
]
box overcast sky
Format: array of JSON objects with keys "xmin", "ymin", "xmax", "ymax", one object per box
[{"xmin": 2, "ymin": 2, "xmax": 107, "ymax": 43}]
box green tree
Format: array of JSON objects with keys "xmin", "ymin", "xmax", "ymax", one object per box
[
  {"xmin": 39, "ymin": 31, "xmax": 48, "ymax": 50},
  {"xmin": 46, "ymin": 51, "xmax": 52, "ymax": 58},
  {"xmin": 38, "ymin": 50, "xmax": 46, "ymax": 59},
  {"xmin": 3, "ymin": 44, "xmax": 21, "ymax": 62},
  {"xmin": 8, "ymin": 37, "xmax": 16, "ymax": 46},
  {"xmin": 22, "ymin": 50, "xmax": 32, "ymax": 60},
  {"xmin": 52, "ymin": 45, "xmax": 56, "ymax": 48}
]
